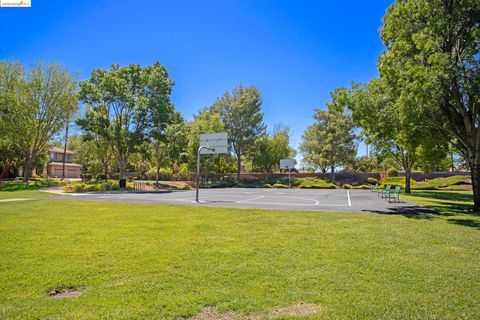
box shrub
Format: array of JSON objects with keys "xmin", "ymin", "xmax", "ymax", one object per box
[
  {"xmin": 96, "ymin": 174, "xmax": 108, "ymax": 181},
  {"xmin": 343, "ymin": 184, "xmax": 352, "ymax": 189},
  {"xmin": 237, "ymin": 180, "xmax": 262, "ymax": 188},
  {"xmin": 366, "ymin": 177, "xmax": 379, "ymax": 185},
  {"xmin": 295, "ymin": 177, "xmax": 337, "ymax": 189},
  {"xmin": 71, "ymin": 183, "xmax": 86, "ymax": 192},
  {"xmin": 222, "ymin": 176, "xmax": 235, "ymax": 183},
  {"xmin": 263, "ymin": 183, "xmax": 273, "ymax": 188},
  {"xmin": 382, "ymin": 175, "xmax": 471, "ymax": 190},
  {"xmin": 200, "ymin": 180, "xmax": 234, "ymax": 188},
  {"xmin": 66, "ymin": 180, "xmax": 121, "ymax": 192},
  {"xmin": 352, "ymin": 184, "xmax": 371, "ymax": 189},
  {"xmin": 387, "ymin": 168, "xmax": 399, "ymax": 177},
  {"xmin": 273, "ymin": 183, "xmax": 289, "ymax": 188},
  {"xmin": 427, "ymin": 176, "xmax": 471, "ymax": 188},
  {"xmin": 299, "ymin": 183, "xmax": 336, "ymax": 189}
]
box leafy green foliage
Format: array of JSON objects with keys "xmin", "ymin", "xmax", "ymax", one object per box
[
  {"xmin": 378, "ymin": 0, "xmax": 480, "ymax": 206},
  {"xmin": 77, "ymin": 62, "xmax": 174, "ymax": 180},
  {"xmin": 295, "ymin": 177, "xmax": 337, "ymax": 189},
  {"xmin": 212, "ymin": 85, "xmax": 266, "ymax": 178},
  {"xmin": 250, "ymin": 128, "xmax": 294, "ymax": 176},
  {"xmin": 300, "ymin": 88, "xmax": 357, "ymax": 177},
  {"xmin": 383, "ymin": 175, "xmax": 471, "ymax": 190},
  {"xmin": 352, "ymin": 184, "xmax": 371, "ymax": 190},
  {"xmin": 64, "ymin": 180, "xmax": 122, "ymax": 192},
  {"xmin": 0, "ymin": 61, "xmax": 78, "ymax": 182},
  {"xmin": 387, "ymin": 168, "xmax": 398, "ymax": 177},
  {"xmin": 187, "ymin": 108, "xmax": 235, "ymax": 174}
]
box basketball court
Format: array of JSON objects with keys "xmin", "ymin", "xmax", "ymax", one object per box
[{"xmin": 55, "ymin": 188, "xmax": 420, "ymax": 213}]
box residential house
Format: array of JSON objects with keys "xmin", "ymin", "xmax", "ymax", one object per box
[{"xmin": 45, "ymin": 147, "xmax": 82, "ymax": 178}]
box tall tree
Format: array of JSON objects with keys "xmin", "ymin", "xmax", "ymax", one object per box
[
  {"xmin": 150, "ymin": 111, "xmax": 188, "ymax": 187},
  {"xmin": 77, "ymin": 62, "xmax": 174, "ymax": 182},
  {"xmin": 378, "ymin": 0, "xmax": 479, "ymax": 200},
  {"xmin": 347, "ymin": 79, "xmax": 446, "ymax": 193},
  {"xmin": 250, "ymin": 128, "xmax": 294, "ymax": 180},
  {"xmin": 187, "ymin": 108, "xmax": 235, "ymax": 175},
  {"xmin": 300, "ymin": 89, "xmax": 357, "ymax": 180},
  {"xmin": 69, "ymin": 134, "xmax": 114, "ymax": 179},
  {"xmin": 0, "ymin": 61, "xmax": 78, "ymax": 182},
  {"xmin": 213, "ymin": 85, "xmax": 266, "ymax": 180}
]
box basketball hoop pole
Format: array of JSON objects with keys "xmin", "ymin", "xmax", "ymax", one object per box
[
  {"xmin": 288, "ymin": 167, "xmax": 291, "ymax": 188},
  {"xmin": 196, "ymin": 145, "xmax": 215, "ymax": 202}
]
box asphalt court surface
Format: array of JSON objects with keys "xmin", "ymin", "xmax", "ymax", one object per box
[{"xmin": 54, "ymin": 188, "xmax": 426, "ymax": 213}]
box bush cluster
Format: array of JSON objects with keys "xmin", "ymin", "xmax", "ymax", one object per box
[
  {"xmin": 387, "ymin": 168, "xmax": 399, "ymax": 177},
  {"xmin": 65, "ymin": 180, "xmax": 121, "ymax": 192},
  {"xmin": 381, "ymin": 175, "xmax": 471, "ymax": 190},
  {"xmin": 273, "ymin": 183, "xmax": 289, "ymax": 188},
  {"xmin": 295, "ymin": 177, "xmax": 336, "ymax": 189}
]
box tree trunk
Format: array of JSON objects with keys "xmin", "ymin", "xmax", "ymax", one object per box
[
  {"xmin": 22, "ymin": 155, "xmax": 34, "ymax": 183},
  {"xmin": 450, "ymin": 152, "xmax": 455, "ymax": 172},
  {"xmin": 236, "ymin": 148, "xmax": 241, "ymax": 181},
  {"xmin": 0, "ymin": 166, "xmax": 9, "ymax": 180},
  {"xmin": 471, "ymin": 164, "xmax": 480, "ymax": 211},
  {"xmin": 103, "ymin": 161, "xmax": 109, "ymax": 179},
  {"xmin": 330, "ymin": 165, "xmax": 335, "ymax": 181},
  {"xmin": 404, "ymin": 167, "xmax": 412, "ymax": 194},
  {"xmin": 156, "ymin": 166, "xmax": 160, "ymax": 189},
  {"xmin": 118, "ymin": 159, "xmax": 126, "ymax": 181}
]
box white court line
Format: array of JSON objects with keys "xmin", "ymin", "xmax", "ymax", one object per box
[
  {"xmin": 280, "ymin": 196, "xmax": 320, "ymax": 205},
  {"xmin": 236, "ymin": 195, "xmax": 265, "ymax": 203},
  {"xmin": 231, "ymin": 201, "xmax": 350, "ymax": 207},
  {"xmin": 347, "ymin": 190, "xmax": 351, "ymax": 206}
]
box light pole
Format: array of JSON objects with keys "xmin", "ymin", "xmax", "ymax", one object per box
[{"xmin": 196, "ymin": 145, "xmax": 215, "ymax": 202}]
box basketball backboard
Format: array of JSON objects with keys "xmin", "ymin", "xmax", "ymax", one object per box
[{"xmin": 199, "ymin": 132, "xmax": 228, "ymax": 154}]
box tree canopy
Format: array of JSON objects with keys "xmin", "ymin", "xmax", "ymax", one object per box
[
  {"xmin": 0, "ymin": 61, "xmax": 78, "ymax": 182},
  {"xmin": 77, "ymin": 62, "xmax": 174, "ymax": 180},
  {"xmin": 250, "ymin": 127, "xmax": 294, "ymax": 178},
  {"xmin": 212, "ymin": 85, "xmax": 266, "ymax": 179},
  {"xmin": 300, "ymin": 89, "xmax": 357, "ymax": 180},
  {"xmin": 378, "ymin": 0, "xmax": 479, "ymax": 199}
]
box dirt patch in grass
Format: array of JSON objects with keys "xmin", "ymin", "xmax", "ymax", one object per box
[
  {"xmin": 191, "ymin": 307, "xmax": 237, "ymax": 320},
  {"xmin": 47, "ymin": 285, "xmax": 84, "ymax": 299},
  {"xmin": 190, "ymin": 303, "xmax": 322, "ymax": 320},
  {"xmin": 269, "ymin": 302, "xmax": 322, "ymax": 318}
]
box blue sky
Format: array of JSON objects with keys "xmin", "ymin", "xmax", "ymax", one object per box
[{"xmin": 0, "ymin": 0, "xmax": 392, "ymax": 161}]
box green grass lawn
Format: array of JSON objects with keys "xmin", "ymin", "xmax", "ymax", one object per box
[
  {"xmin": 1, "ymin": 194, "xmax": 479, "ymax": 319},
  {"xmin": 0, "ymin": 189, "xmax": 54, "ymax": 200}
]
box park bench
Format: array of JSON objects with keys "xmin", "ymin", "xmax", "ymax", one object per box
[
  {"xmin": 379, "ymin": 185, "xmax": 391, "ymax": 198},
  {"xmin": 386, "ymin": 185, "xmax": 401, "ymax": 202}
]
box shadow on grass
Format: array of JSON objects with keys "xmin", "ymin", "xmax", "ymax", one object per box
[
  {"xmin": 0, "ymin": 183, "xmax": 43, "ymax": 192},
  {"xmin": 447, "ymin": 218, "xmax": 480, "ymax": 230},
  {"xmin": 365, "ymin": 205, "xmax": 439, "ymax": 219},
  {"xmin": 409, "ymin": 191, "xmax": 473, "ymax": 203}
]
